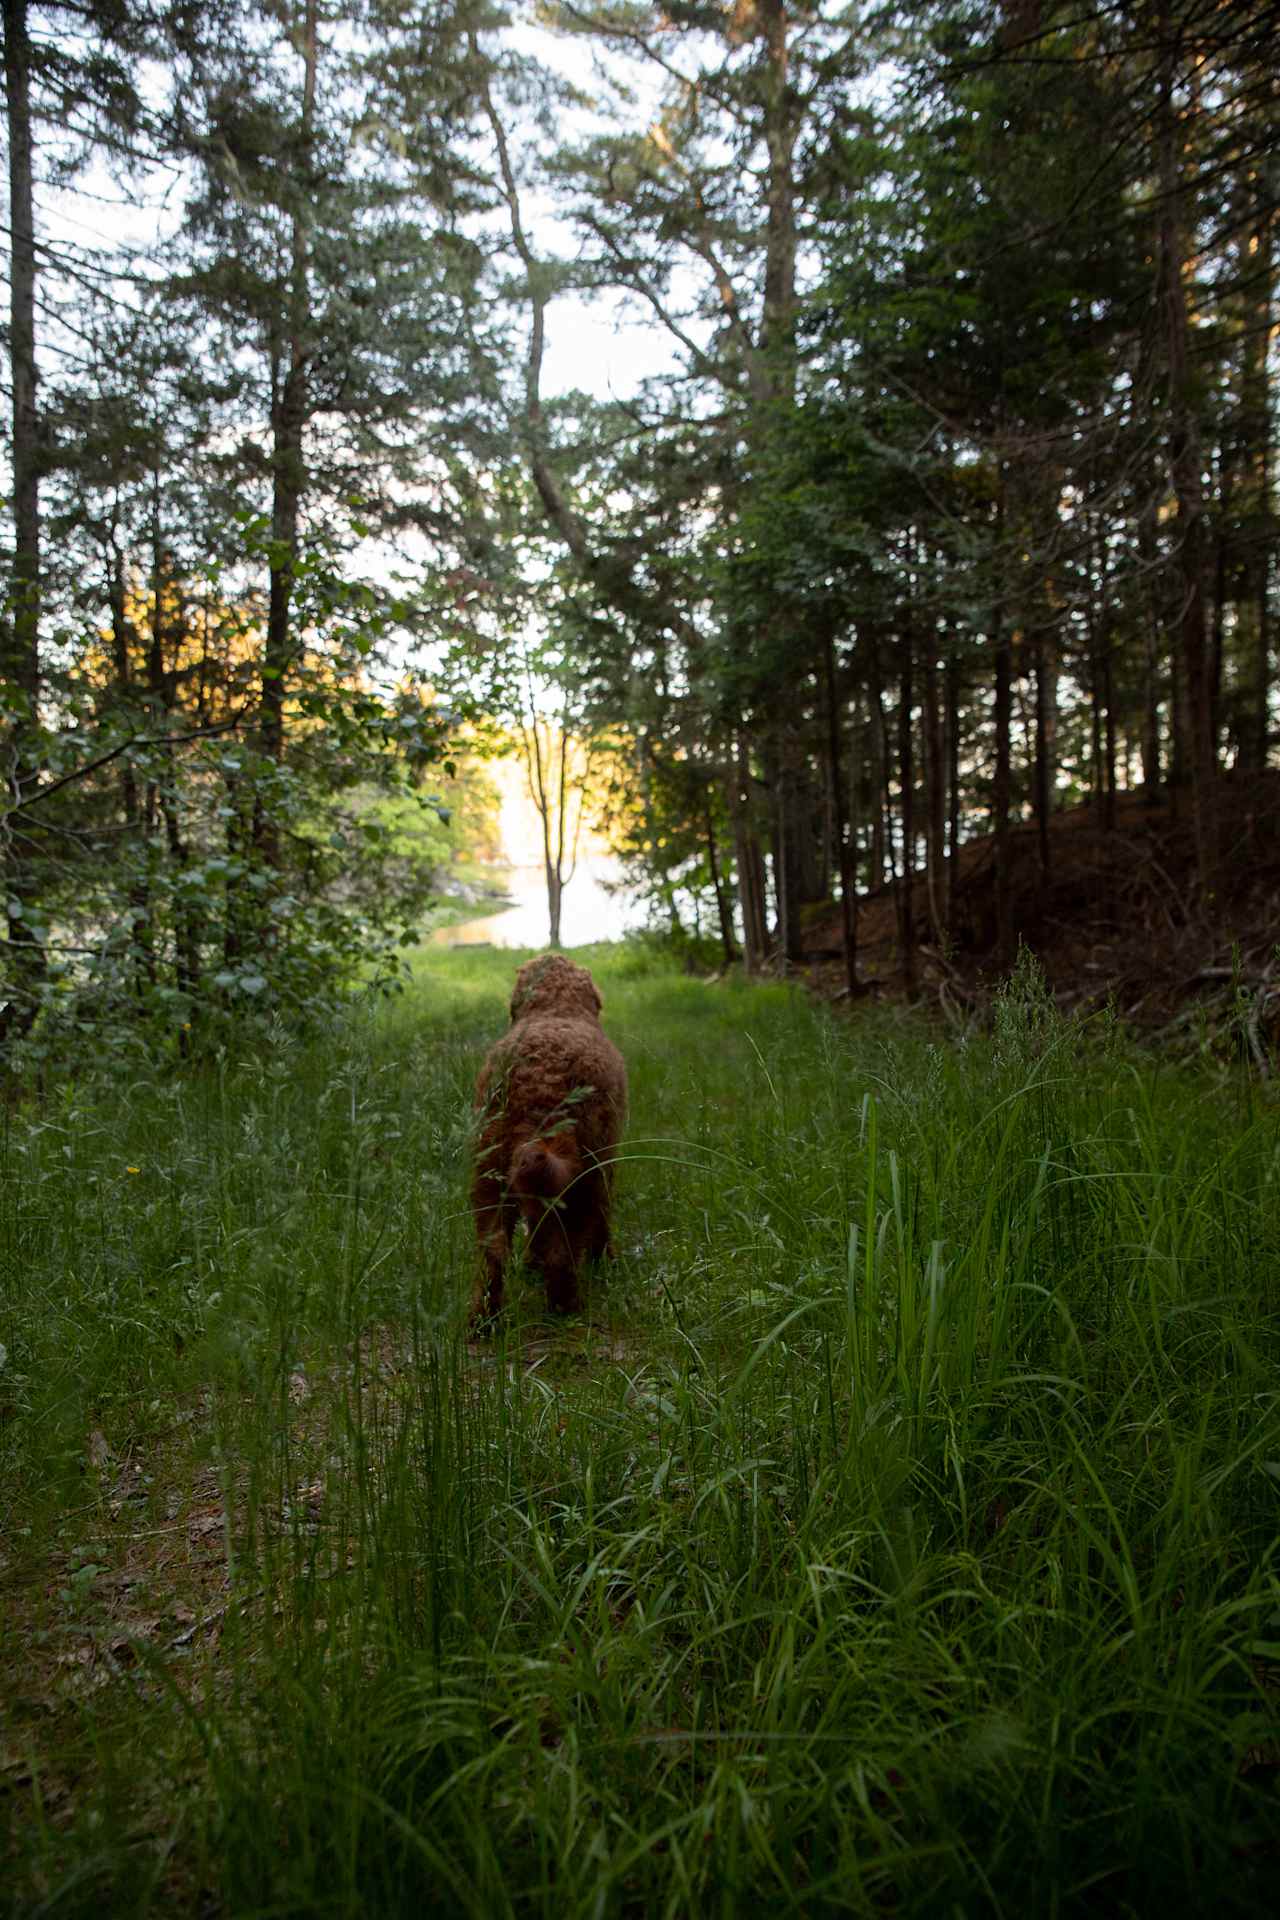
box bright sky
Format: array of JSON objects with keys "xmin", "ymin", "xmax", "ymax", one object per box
[
  {"xmin": 541, "ymin": 287, "xmax": 679, "ymax": 400},
  {"xmin": 32, "ymin": 14, "xmax": 678, "ymax": 407}
]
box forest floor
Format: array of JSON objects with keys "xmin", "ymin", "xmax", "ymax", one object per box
[
  {"xmin": 2, "ymin": 945, "xmax": 1279, "ymax": 1916},
  {"xmin": 801, "ymin": 770, "xmax": 1280, "ymax": 1057}
]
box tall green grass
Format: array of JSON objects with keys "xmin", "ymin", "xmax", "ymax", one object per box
[{"xmin": 2, "ymin": 945, "xmax": 1278, "ymax": 1915}]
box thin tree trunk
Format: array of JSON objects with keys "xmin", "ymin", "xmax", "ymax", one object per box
[
  {"xmin": 898, "ymin": 624, "xmax": 917, "ymax": 997},
  {"xmin": 1088, "ymin": 552, "xmax": 1105, "ymax": 827},
  {"xmin": 992, "ymin": 473, "xmax": 1014, "ymax": 972},
  {"xmin": 262, "ymin": 0, "xmax": 317, "ymax": 791},
  {"xmin": 822, "ymin": 629, "xmax": 858, "ymax": 994},
  {"xmin": 3, "ymin": 0, "xmax": 38, "ymax": 717},
  {"xmin": 772, "ymin": 749, "xmax": 791, "ymax": 974},
  {"xmin": 2, "ymin": 0, "xmax": 45, "ymax": 1042},
  {"xmin": 994, "ymin": 627, "xmax": 1014, "ymax": 971},
  {"xmin": 878, "ymin": 683, "xmax": 898, "ymax": 894},
  {"xmin": 923, "ymin": 646, "xmax": 946, "ymax": 942},
  {"xmin": 1032, "ymin": 627, "xmax": 1054, "ymax": 878},
  {"xmin": 1211, "ymin": 449, "xmax": 1228, "ymax": 740},
  {"xmin": 1102, "ymin": 632, "xmax": 1117, "ymax": 832},
  {"xmin": 867, "ymin": 631, "xmax": 886, "ymax": 889},
  {"xmin": 703, "ymin": 787, "xmax": 737, "ymax": 967},
  {"xmin": 1138, "ymin": 503, "xmax": 1163, "ymax": 795},
  {"xmin": 108, "ymin": 544, "xmax": 140, "ymax": 834},
  {"xmin": 1157, "ymin": 0, "xmax": 1216, "ymax": 894},
  {"xmin": 945, "ymin": 648, "xmax": 961, "ymax": 928},
  {"xmin": 731, "ymin": 732, "xmax": 768, "ymax": 975},
  {"xmin": 991, "ymin": 486, "xmax": 1015, "ymax": 980},
  {"xmin": 108, "ymin": 541, "xmax": 154, "ymax": 998},
  {"xmin": 1241, "ymin": 204, "xmax": 1273, "ymax": 769},
  {"xmin": 523, "ymin": 714, "xmax": 562, "ymax": 949}
]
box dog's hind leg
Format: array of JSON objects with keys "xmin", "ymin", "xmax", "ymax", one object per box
[
  {"xmin": 581, "ymin": 1165, "xmax": 616, "ymax": 1262},
  {"xmin": 470, "ymin": 1166, "xmax": 516, "ymax": 1324}
]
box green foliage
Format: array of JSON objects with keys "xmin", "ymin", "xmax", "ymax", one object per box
[
  {"xmin": 2, "ymin": 537, "xmax": 478, "ymax": 1072},
  {"xmin": 3, "ymin": 951, "xmax": 1278, "ymax": 1913}
]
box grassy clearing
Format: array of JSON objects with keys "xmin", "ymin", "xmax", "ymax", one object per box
[{"xmin": 2, "ymin": 945, "xmax": 1278, "ymax": 1916}]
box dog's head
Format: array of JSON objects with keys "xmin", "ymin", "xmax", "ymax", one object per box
[{"xmin": 509, "ymin": 953, "xmax": 603, "ymax": 1024}]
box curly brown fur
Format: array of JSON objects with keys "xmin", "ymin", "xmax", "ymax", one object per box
[{"xmin": 470, "ymin": 954, "xmax": 627, "ymax": 1323}]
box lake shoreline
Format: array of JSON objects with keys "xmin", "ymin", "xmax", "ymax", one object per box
[{"xmin": 430, "ymin": 858, "xmax": 645, "ymax": 950}]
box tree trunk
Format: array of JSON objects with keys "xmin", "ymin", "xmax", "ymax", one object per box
[
  {"xmin": 923, "ymin": 646, "xmax": 946, "ymax": 942},
  {"xmin": 867, "ymin": 631, "xmax": 886, "ymax": 889},
  {"xmin": 759, "ymin": 0, "xmax": 798, "ymax": 381},
  {"xmin": 108, "ymin": 544, "xmax": 140, "ymax": 834},
  {"xmin": 771, "ymin": 749, "xmax": 791, "ymax": 974},
  {"xmin": 945, "ymin": 648, "xmax": 961, "ymax": 929},
  {"xmin": 1211, "ymin": 445, "xmax": 1228, "ymax": 742},
  {"xmin": 3, "ymin": 0, "xmax": 39, "ymax": 717},
  {"xmin": 993, "ymin": 624, "xmax": 1014, "ymax": 974},
  {"xmin": 523, "ymin": 714, "xmax": 573, "ymax": 951},
  {"xmin": 992, "ymin": 470, "xmax": 1014, "ymax": 971},
  {"xmin": 1032, "ymin": 627, "xmax": 1055, "ymax": 878},
  {"xmin": 108, "ymin": 541, "xmax": 155, "ymax": 999},
  {"xmin": 1157, "ymin": 1, "xmax": 1217, "ymax": 896},
  {"xmin": 1138, "ymin": 502, "xmax": 1163, "ymax": 795},
  {"xmin": 1102, "ymin": 632, "xmax": 1117, "ymax": 832},
  {"xmin": 731, "ymin": 732, "xmax": 768, "ymax": 975},
  {"xmin": 822, "ymin": 629, "xmax": 858, "ymax": 995},
  {"xmin": 1, "ymin": 0, "xmax": 45, "ymax": 1043},
  {"xmin": 703, "ymin": 787, "xmax": 737, "ymax": 967},
  {"xmin": 897, "ymin": 624, "xmax": 918, "ymax": 997},
  {"xmin": 545, "ymin": 865, "xmax": 563, "ymax": 947},
  {"xmin": 262, "ymin": 0, "xmax": 317, "ymax": 789},
  {"xmin": 1240, "ymin": 203, "xmax": 1274, "ymax": 770}
]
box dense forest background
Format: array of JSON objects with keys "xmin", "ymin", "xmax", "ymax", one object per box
[{"xmin": 3, "ymin": 0, "xmax": 1277, "ymax": 1061}]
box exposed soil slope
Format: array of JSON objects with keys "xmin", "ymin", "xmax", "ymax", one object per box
[{"xmin": 802, "ymin": 770, "xmax": 1280, "ymax": 1040}]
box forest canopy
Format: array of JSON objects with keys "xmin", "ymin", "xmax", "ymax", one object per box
[{"xmin": 3, "ymin": 0, "xmax": 1277, "ymax": 1057}]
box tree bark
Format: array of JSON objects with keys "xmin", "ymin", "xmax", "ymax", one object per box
[
  {"xmin": 945, "ymin": 648, "xmax": 961, "ymax": 928},
  {"xmin": 703, "ymin": 787, "xmax": 737, "ymax": 967},
  {"xmin": 262, "ymin": 0, "xmax": 317, "ymax": 782},
  {"xmin": 991, "ymin": 476, "xmax": 1015, "ymax": 971},
  {"xmin": 1137, "ymin": 501, "xmax": 1163, "ymax": 794},
  {"xmin": 1102, "ymin": 629, "xmax": 1117, "ymax": 832},
  {"xmin": 822, "ymin": 629, "xmax": 858, "ymax": 994},
  {"xmin": 1157, "ymin": 0, "xmax": 1217, "ymax": 896},
  {"xmin": 107, "ymin": 539, "xmax": 155, "ymax": 1000},
  {"xmin": 897, "ymin": 623, "xmax": 917, "ymax": 997},
  {"xmin": 1240, "ymin": 202, "xmax": 1273, "ymax": 769},
  {"xmin": 522, "ymin": 711, "xmax": 584, "ymax": 951},
  {"xmin": 107, "ymin": 543, "xmax": 140, "ymax": 834},
  {"xmin": 759, "ymin": 0, "xmax": 798, "ymax": 382},
  {"xmin": 866, "ymin": 631, "xmax": 886, "ymax": 890},
  {"xmin": 771, "ymin": 745, "xmax": 791, "ymax": 973},
  {"xmin": 731, "ymin": 732, "xmax": 769, "ymax": 974},
  {"xmin": 2, "ymin": 0, "xmax": 46, "ymax": 1041},
  {"xmin": 1032, "ymin": 626, "xmax": 1054, "ymax": 878},
  {"xmin": 923, "ymin": 645, "xmax": 946, "ymax": 941},
  {"xmin": 3, "ymin": 0, "xmax": 39, "ymax": 716}
]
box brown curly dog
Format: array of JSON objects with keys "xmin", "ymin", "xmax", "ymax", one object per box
[{"xmin": 470, "ymin": 953, "xmax": 628, "ymax": 1322}]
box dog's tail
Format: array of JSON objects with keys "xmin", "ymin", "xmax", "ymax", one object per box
[{"xmin": 509, "ymin": 1135, "xmax": 581, "ymax": 1203}]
